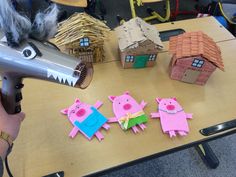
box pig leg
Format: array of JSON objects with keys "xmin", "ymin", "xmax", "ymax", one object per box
[
  {"xmin": 69, "ymin": 127, "xmax": 80, "ymax": 138},
  {"xmin": 169, "ymin": 131, "xmax": 176, "ymax": 138},
  {"xmin": 138, "ymin": 124, "xmax": 146, "ymax": 130},
  {"xmin": 102, "ymin": 123, "xmax": 110, "ymax": 130},
  {"xmin": 95, "ymin": 131, "xmax": 104, "ymax": 141},
  {"xmin": 178, "ymin": 131, "xmax": 187, "ymax": 136},
  {"xmin": 94, "ymin": 101, "xmax": 103, "ymax": 109},
  {"xmin": 132, "ymin": 126, "xmax": 139, "ymax": 134}
]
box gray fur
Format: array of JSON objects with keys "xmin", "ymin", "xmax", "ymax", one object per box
[
  {"xmin": 0, "ymin": 0, "xmax": 59, "ymax": 46},
  {"xmin": 0, "ymin": 0, "xmax": 31, "ymax": 46},
  {"xmin": 30, "ymin": 4, "xmax": 59, "ymax": 41}
]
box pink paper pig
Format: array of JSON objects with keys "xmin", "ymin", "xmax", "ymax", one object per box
[
  {"xmin": 61, "ymin": 99, "xmax": 110, "ymax": 141},
  {"xmin": 108, "ymin": 91, "xmax": 148, "ymax": 134},
  {"xmin": 151, "ymin": 98, "xmax": 193, "ymax": 138}
]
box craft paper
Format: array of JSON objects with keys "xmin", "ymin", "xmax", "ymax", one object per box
[
  {"xmin": 74, "ymin": 107, "xmax": 107, "ymax": 139},
  {"xmin": 115, "ymin": 17, "xmax": 163, "ymax": 69},
  {"xmin": 108, "ymin": 91, "xmax": 148, "ymax": 134},
  {"xmin": 61, "ymin": 99, "xmax": 110, "ymax": 141},
  {"xmin": 151, "ymin": 98, "xmax": 193, "ymax": 138},
  {"xmin": 169, "ymin": 31, "xmax": 224, "ymax": 85}
]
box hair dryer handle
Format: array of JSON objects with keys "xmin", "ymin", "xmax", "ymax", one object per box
[{"xmin": 1, "ymin": 75, "xmax": 23, "ymax": 114}]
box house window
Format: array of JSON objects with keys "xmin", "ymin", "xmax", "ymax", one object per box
[
  {"xmin": 125, "ymin": 55, "xmax": 134, "ymax": 63},
  {"xmin": 192, "ymin": 58, "xmax": 204, "ymax": 68},
  {"xmin": 148, "ymin": 54, "xmax": 156, "ymax": 61},
  {"xmin": 80, "ymin": 38, "xmax": 90, "ymax": 47}
]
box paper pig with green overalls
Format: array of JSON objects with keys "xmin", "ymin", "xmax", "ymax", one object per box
[{"xmin": 108, "ymin": 91, "xmax": 148, "ymax": 133}]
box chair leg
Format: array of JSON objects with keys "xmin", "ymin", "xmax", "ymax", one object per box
[
  {"xmin": 195, "ymin": 143, "xmax": 219, "ymax": 169},
  {"xmin": 144, "ymin": 0, "xmax": 171, "ymax": 22},
  {"xmin": 130, "ymin": 0, "xmax": 137, "ymax": 18}
]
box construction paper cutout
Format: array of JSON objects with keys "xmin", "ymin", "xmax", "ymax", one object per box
[
  {"xmin": 74, "ymin": 107, "xmax": 107, "ymax": 139},
  {"xmin": 61, "ymin": 99, "xmax": 110, "ymax": 141},
  {"xmin": 108, "ymin": 91, "xmax": 148, "ymax": 133},
  {"xmin": 151, "ymin": 98, "xmax": 193, "ymax": 138}
]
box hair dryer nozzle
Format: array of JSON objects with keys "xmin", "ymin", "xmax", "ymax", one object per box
[{"xmin": 74, "ymin": 62, "xmax": 93, "ymax": 89}]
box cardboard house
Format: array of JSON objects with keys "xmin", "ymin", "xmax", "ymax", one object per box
[
  {"xmin": 54, "ymin": 13, "xmax": 110, "ymax": 63},
  {"xmin": 115, "ymin": 17, "xmax": 163, "ymax": 69},
  {"xmin": 169, "ymin": 31, "xmax": 224, "ymax": 85}
]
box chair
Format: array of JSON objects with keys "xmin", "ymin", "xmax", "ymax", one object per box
[
  {"xmin": 129, "ymin": 0, "xmax": 171, "ymax": 22},
  {"xmin": 171, "ymin": 0, "xmax": 199, "ymax": 20}
]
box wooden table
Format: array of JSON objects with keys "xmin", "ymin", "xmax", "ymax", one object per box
[{"xmin": 5, "ymin": 19, "xmax": 236, "ymax": 177}]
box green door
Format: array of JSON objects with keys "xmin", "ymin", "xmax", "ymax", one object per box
[{"xmin": 133, "ymin": 55, "xmax": 149, "ymax": 68}]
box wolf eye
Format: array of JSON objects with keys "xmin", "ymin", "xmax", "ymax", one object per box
[
  {"xmin": 22, "ymin": 42, "xmax": 42, "ymax": 60},
  {"xmin": 22, "ymin": 46, "xmax": 37, "ymax": 60}
]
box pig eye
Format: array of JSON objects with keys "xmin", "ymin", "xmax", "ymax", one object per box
[
  {"xmin": 71, "ymin": 110, "xmax": 75, "ymax": 114},
  {"xmin": 170, "ymin": 102, "xmax": 172, "ymax": 104},
  {"xmin": 118, "ymin": 102, "xmax": 121, "ymax": 104},
  {"xmin": 76, "ymin": 105, "xmax": 80, "ymax": 108},
  {"xmin": 164, "ymin": 103, "xmax": 166, "ymax": 105},
  {"xmin": 126, "ymin": 99, "xmax": 129, "ymax": 102}
]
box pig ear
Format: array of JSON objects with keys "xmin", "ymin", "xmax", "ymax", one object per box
[
  {"xmin": 172, "ymin": 97, "xmax": 177, "ymax": 101},
  {"xmin": 108, "ymin": 96, "xmax": 116, "ymax": 102},
  {"xmin": 124, "ymin": 91, "xmax": 130, "ymax": 95},
  {"xmin": 74, "ymin": 98, "xmax": 81, "ymax": 103},
  {"xmin": 155, "ymin": 98, "xmax": 162, "ymax": 103},
  {"xmin": 60, "ymin": 108, "xmax": 69, "ymax": 115}
]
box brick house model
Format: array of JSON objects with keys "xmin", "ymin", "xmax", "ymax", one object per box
[
  {"xmin": 115, "ymin": 17, "xmax": 163, "ymax": 69},
  {"xmin": 169, "ymin": 31, "xmax": 224, "ymax": 85}
]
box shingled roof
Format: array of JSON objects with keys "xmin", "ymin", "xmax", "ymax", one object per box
[
  {"xmin": 115, "ymin": 17, "xmax": 163, "ymax": 52},
  {"xmin": 169, "ymin": 31, "xmax": 224, "ymax": 71}
]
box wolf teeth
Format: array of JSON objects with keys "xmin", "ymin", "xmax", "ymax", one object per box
[{"xmin": 47, "ymin": 69, "xmax": 77, "ymax": 86}]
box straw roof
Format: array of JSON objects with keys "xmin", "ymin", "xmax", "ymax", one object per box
[{"xmin": 54, "ymin": 13, "xmax": 110, "ymax": 47}]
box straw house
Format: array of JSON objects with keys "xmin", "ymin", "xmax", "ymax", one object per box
[{"xmin": 54, "ymin": 13, "xmax": 110, "ymax": 63}]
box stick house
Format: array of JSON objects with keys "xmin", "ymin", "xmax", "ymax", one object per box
[
  {"xmin": 169, "ymin": 31, "xmax": 224, "ymax": 85},
  {"xmin": 115, "ymin": 17, "xmax": 163, "ymax": 69},
  {"xmin": 54, "ymin": 13, "xmax": 110, "ymax": 63}
]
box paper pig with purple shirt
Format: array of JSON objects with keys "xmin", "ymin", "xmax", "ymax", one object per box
[{"xmin": 151, "ymin": 98, "xmax": 193, "ymax": 138}]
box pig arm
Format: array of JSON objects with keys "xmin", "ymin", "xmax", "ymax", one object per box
[
  {"xmin": 140, "ymin": 100, "xmax": 147, "ymax": 109},
  {"xmin": 93, "ymin": 101, "xmax": 103, "ymax": 109},
  {"xmin": 108, "ymin": 117, "xmax": 118, "ymax": 123},
  {"xmin": 150, "ymin": 112, "xmax": 160, "ymax": 119},
  {"xmin": 186, "ymin": 113, "xmax": 193, "ymax": 119}
]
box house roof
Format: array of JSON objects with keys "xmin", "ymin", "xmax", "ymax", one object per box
[
  {"xmin": 54, "ymin": 13, "xmax": 110, "ymax": 47},
  {"xmin": 169, "ymin": 31, "xmax": 224, "ymax": 71},
  {"xmin": 115, "ymin": 17, "xmax": 163, "ymax": 52}
]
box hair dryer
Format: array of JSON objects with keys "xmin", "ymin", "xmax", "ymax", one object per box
[{"xmin": 0, "ymin": 32, "xmax": 93, "ymax": 114}]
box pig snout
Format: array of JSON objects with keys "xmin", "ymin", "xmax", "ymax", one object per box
[
  {"xmin": 123, "ymin": 103, "xmax": 132, "ymax": 110},
  {"xmin": 166, "ymin": 105, "xmax": 175, "ymax": 111},
  {"xmin": 76, "ymin": 108, "xmax": 86, "ymax": 117}
]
